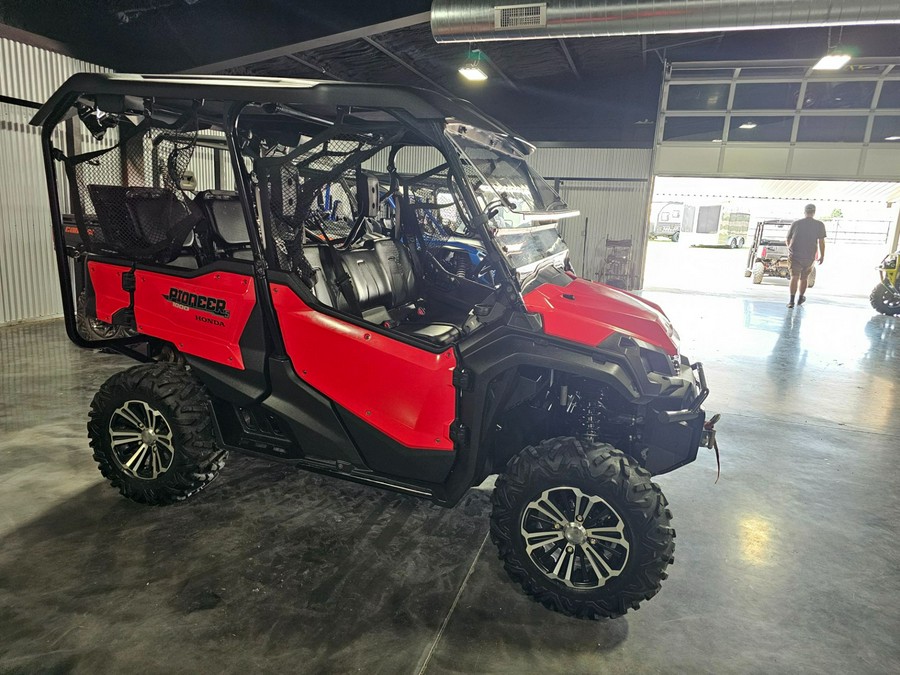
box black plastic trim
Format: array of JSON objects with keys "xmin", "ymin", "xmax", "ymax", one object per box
[
  {"xmin": 335, "ymin": 404, "xmax": 456, "ymax": 485},
  {"xmin": 259, "ymin": 358, "xmax": 366, "ymax": 468}
]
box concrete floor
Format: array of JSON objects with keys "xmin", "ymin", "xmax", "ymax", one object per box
[{"xmin": 1, "ymin": 289, "xmax": 898, "ymax": 674}]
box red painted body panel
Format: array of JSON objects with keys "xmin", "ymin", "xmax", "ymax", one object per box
[
  {"xmin": 524, "ymin": 278, "xmax": 679, "ymax": 355},
  {"xmin": 87, "ymin": 261, "xmax": 131, "ymax": 323},
  {"xmin": 134, "ymin": 270, "xmax": 256, "ymax": 369},
  {"xmin": 270, "ymin": 284, "xmax": 457, "ymax": 450}
]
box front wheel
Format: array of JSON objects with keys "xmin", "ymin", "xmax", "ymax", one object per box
[
  {"xmin": 88, "ymin": 363, "xmax": 227, "ymax": 505},
  {"xmin": 491, "ymin": 437, "xmax": 675, "ymax": 620},
  {"xmin": 870, "ymin": 282, "xmax": 900, "ymax": 315},
  {"xmin": 752, "ymin": 262, "xmax": 765, "ymax": 284},
  {"xmin": 671, "ymin": 232, "xmax": 680, "ymax": 243}
]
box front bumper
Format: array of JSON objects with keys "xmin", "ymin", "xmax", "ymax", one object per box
[{"xmin": 642, "ymin": 361, "xmax": 717, "ymax": 475}]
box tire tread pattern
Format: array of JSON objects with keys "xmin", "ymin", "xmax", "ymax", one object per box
[
  {"xmin": 88, "ymin": 363, "xmax": 227, "ymax": 505},
  {"xmin": 490, "ymin": 437, "xmax": 675, "ymax": 620}
]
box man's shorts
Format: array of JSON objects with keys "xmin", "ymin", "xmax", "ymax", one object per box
[{"xmin": 789, "ymin": 258, "xmax": 814, "ymax": 279}]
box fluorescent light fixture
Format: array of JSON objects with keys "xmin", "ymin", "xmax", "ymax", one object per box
[
  {"xmin": 458, "ymin": 65, "xmax": 488, "ymax": 81},
  {"xmin": 813, "ymin": 52, "xmax": 851, "ymax": 70},
  {"xmin": 884, "ymin": 135, "xmax": 900, "ymax": 141},
  {"xmin": 711, "ymin": 138, "xmax": 723, "ymax": 143},
  {"xmin": 739, "ymin": 121, "xmax": 757, "ymax": 130}
]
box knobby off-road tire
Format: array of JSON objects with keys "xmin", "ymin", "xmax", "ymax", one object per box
[
  {"xmin": 491, "ymin": 437, "xmax": 675, "ymax": 620},
  {"xmin": 870, "ymin": 282, "xmax": 900, "ymax": 315},
  {"xmin": 88, "ymin": 363, "xmax": 227, "ymax": 505},
  {"xmin": 76, "ymin": 291, "xmax": 123, "ymax": 341},
  {"xmin": 751, "ymin": 262, "xmax": 765, "ymax": 284}
]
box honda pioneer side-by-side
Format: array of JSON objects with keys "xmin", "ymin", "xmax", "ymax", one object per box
[{"xmin": 32, "ymin": 74, "xmax": 718, "ymax": 619}]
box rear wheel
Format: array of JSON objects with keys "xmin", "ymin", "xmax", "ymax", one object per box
[
  {"xmin": 88, "ymin": 363, "xmax": 227, "ymax": 505},
  {"xmin": 870, "ymin": 282, "xmax": 900, "ymax": 315},
  {"xmin": 671, "ymin": 232, "xmax": 680, "ymax": 243},
  {"xmin": 76, "ymin": 291, "xmax": 123, "ymax": 340},
  {"xmin": 752, "ymin": 262, "xmax": 765, "ymax": 284},
  {"xmin": 491, "ymin": 437, "xmax": 675, "ymax": 620},
  {"xmin": 738, "ymin": 237, "xmax": 745, "ymax": 247}
]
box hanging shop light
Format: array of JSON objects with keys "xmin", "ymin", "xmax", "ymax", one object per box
[
  {"xmin": 739, "ymin": 121, "xmax": 758, "ymax": 130},
  {"xmin": 459, "ymin": 49, "xmax": 488, "ymax": 81},
  {"xmin": 813, "ymin": 26, "xmax": 852, "ymax": 71},
  {"xmin": 813, "ymin": 51, "xmax": 852, "ymax": 70}
]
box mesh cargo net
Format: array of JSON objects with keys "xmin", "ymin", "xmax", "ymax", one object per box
[
  {"xmin": 256, "ymin": 131, "xmax": 396, "ymax": 272},
  {"xmin": 399, "ymin": 167, "xmax": 484, "ymax": 278},
  {"xmin": 61, "ymin": 122, "xmax": 202, "ymax": 262}
]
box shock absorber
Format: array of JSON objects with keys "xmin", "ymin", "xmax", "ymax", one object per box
[
  {"xmin": 580, "ymin": 400, "xmax": 600, "ymax": 443},
  {"xmin": 454, "ymin": 251, "xmax": 471, "ymax": 277}
]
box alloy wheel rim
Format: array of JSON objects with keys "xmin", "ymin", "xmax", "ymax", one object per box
[
  {"xmin": 108, "ymin": 400, "xmax": 175, "ymax": 480},
  {"xmin": 520, "ymin": 486, "xmax": 630, "ymax": 589}
]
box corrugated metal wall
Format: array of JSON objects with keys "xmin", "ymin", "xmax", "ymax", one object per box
[
  {"xmin": 0, "ymin": 36, "xmax": 109, "ymax": 325},
  {"xmin": 0, "ymin": 102, "xmax": 59, "ymax": 323},
  {"xmin": 530, "ymin": 148, "xmax": 653, "ymax": 286},
  {"xmin": 0, "ymin": 37, "xmax": 107, "ymax": 104}
]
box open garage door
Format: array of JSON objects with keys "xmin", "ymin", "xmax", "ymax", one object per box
[
  {"xmin": 643, "ymin": 59, "xmax": 900, "ymax": 300},
  {"xmin": 643, "ymin": 177, "xmax": 900, "ymax": 300}
]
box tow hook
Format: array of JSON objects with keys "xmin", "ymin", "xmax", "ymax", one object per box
[{"xmin": 701, "ymin": 413, "xmax": 721, "ymax": 482}]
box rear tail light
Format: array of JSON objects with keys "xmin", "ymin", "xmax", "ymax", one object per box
[{"xmin": 761, "ymin": 246, "xmax": 767, "ymax": 258}]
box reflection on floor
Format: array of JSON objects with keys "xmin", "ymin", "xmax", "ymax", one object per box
[{"xmin": 1, "ymin": 292, "xmax": 898, "ymax": 674}]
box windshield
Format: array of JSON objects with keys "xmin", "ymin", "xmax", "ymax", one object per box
[{"xmin": 446, "ymin": 126, "xmax": 573, "ymax": 275}]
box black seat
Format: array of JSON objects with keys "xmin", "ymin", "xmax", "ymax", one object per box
[
  {"xmin": 196, "ymin": 190, "xmax": 253, "ymax": 260},
  {"xmin": 302, "ymin": 239, "xmax": 459, "ymax": 346},
  {"xmin": 88, "ymin": 185, "xmax": 199, "ymax": 262}
]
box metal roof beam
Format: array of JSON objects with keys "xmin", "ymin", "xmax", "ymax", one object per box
[
  {"xmin": 478, "ymin": 48, "xmax": 521, "ymax": 92},
  {"xmin": 182, "ymin": 12, "xmax": 431, "ymax": 74},
  {"xmin": 558, "ymin": 40, "xmax": 581, "ymax": 80},
  {"xmin": 285, "ymin": 54, "xmax": 342, "ymax": 80},
  {"xmin": 361, "ymin": 36, "xmax": 456, "ymax": 98}
]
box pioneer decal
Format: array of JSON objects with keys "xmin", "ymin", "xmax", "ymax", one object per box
[{"xmin": 164, "ymin": 288, "xmax": 230, "ymax": 318}]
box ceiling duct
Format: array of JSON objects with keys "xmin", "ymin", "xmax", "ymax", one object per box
[{"xmin": 431, "ymin": 0, "xmax": 900, "ymax": 42}]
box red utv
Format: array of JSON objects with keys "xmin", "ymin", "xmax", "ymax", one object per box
[{"xmin": 32, "ymin": 73, "xmax": 717, "ymax": 619}]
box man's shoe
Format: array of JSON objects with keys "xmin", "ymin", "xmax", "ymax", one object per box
[
  {"xmin": 787, "ymin": 301, "xmax": 795, "ymax": 308},
  {"xmin": 798, "ymin": 295, "xmax": 806, "ymax": 305}
]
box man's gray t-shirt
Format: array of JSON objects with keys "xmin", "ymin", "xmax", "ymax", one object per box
[{"xmin": 787, "ymin": 217, "xmax": 826, "ymax": 265}]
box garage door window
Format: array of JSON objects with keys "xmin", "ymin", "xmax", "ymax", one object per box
[
  {"xmin": 667, "ymin": 84, "xmax": 730, "ymax": 111},
  {"xmin": 663, "ymin": 116, "xmax": 726, "ymax": 141},
  {"xmin": 797, "ymin": 116, "xmax": 868, "ymax": 142},
  {"xmin": 728, "ymin": 116, "xmax": 794, "ymax": 142},
  {"xmin": 803, "ymin": 82, "xmax": 877, "ymax": 110},
  {"xmin": 870, "ymin": 116, "xmax": 900, "ymax": 142},
  {"xmin": 876, "ymin": 80, "xmax": 900, "ymax": 109},
  {"xmin": 732, "ymin": 82, "xmax": 800, "ymax": 110}
]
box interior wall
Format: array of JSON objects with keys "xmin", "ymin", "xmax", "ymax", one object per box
[
  {"xmin": 530, "ymin": 147, "xmax": 653, "ymax": 287},
  {"xmin": 0, "ymin": 36, "xmax": 108, "ymax": 325}
]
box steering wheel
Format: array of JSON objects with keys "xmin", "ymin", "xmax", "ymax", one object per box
[{"xmin": 471, "ymin": 253, "xmax": 498, "ymax": 284}]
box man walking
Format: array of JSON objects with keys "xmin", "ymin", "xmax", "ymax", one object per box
[{"xmin": 786, "ymin": 203, "xmax": 826, "ymax": 308}]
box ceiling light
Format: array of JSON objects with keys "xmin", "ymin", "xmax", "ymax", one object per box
[
  {"xmin": 459, "ymin": 49, "xmax": 488, "ymax": 81},
  {"xmin": 885, "ymin": 136, "xmax": 900, "ymax": 141},
  {"xmin": 459, "ymin": 65, "xmax": 488, "ymax": 81},
  {"xmin": 813, "ymin": 52, "xmax": 851, "ymax": 70},
  {"xmin": 739, "ymin": 121, "xmax": 757, "ymax": 130},
  {"xmin": 711, "ymin": 138, "xmax": 723, "ymax": 143}
]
